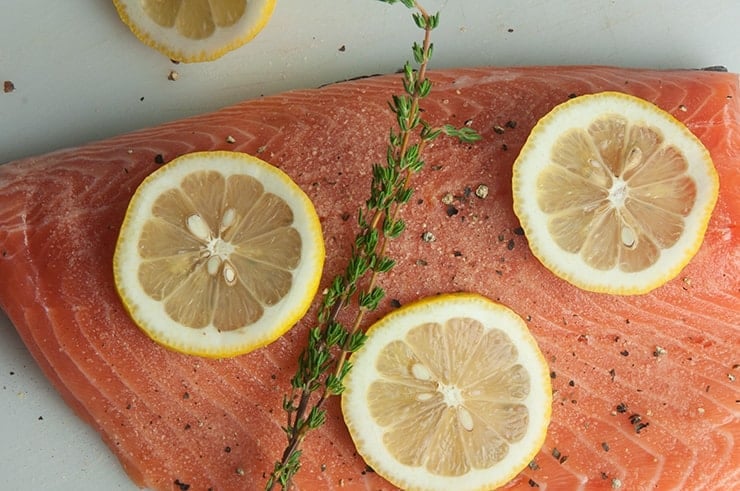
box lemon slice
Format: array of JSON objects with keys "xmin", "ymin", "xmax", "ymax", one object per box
[
  {"xmin": 512, "ymin": 91, "xmax": 719, "ymax": 295},
  {"xmin": 113, "ymin": 151, "xmax": 324, "ymax": 358},
  {"xmin": 113, "ymin": 0, "xmax": 276, "ymax": 62},
  {"xmin": 342, "ymin": 293, "xmax": 551, "ymax": 491}
]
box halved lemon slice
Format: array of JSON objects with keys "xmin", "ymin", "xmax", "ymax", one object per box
[
  {"xmin": 342, "ymin": 293, "xmax": 551, "ymax": 491},
  {"xmin": 113, "ymin": 0, "xmax": 276, "ymax": 62},
  {"xmin": 113, "ymin": 151, "xmax": 324, "ymax": 358},
  {"xmin": 512, "ymin": 91, "xmax": 719, "ymax": 295}
]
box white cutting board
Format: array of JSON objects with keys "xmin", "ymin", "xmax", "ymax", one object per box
[{"xmin": 1, "ymin": 0, "xmax": 739, "ymax": 489}]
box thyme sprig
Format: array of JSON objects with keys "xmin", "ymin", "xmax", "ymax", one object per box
[{"xmin": 266, "ymin": 2, "xmax": 480, "ymax": 489}]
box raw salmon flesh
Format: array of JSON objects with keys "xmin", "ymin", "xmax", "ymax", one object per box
[{"xmin": 0, "ymin": 66, "xmax": 738, "ymax": 490}]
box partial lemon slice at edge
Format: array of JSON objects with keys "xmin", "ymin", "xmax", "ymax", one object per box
[{"xmin": 113, "ymin": 0, "xmax": 276, "ymax": 62}]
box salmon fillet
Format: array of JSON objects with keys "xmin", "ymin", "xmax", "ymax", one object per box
[{"xmin": 0, "ymin": 66, "xmax": 738, "ymax": 490}]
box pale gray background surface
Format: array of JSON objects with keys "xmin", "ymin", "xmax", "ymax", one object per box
[{"xmin": 1, "ymin": 1, "xmax": 739, "ymax": 489}]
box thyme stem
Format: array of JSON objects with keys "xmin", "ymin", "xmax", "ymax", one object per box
[{"xmin": 266, "ymin": 3, "xmax": 479, "ymax": 489}]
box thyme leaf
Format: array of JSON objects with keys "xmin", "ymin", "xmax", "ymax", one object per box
[
  {"xmin": 266, "ymin": 3, "xmax": 480, "ymax": 489},
  {"xmin": 443, "ymin": 123, "xmax": 482, "ymax": 143}
]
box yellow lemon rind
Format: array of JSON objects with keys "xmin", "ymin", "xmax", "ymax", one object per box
[
  {"xmin": 112, "ymin": 0, "xmax": 276, "ymax": 62},
  {"xmin": 341, "ymin": 293, "xmax": 552, "ymax": 491},
  {"xmin": 512, "ymin": 91, "xmax": 719, "ymax": 295},
  {"xmin": 113, "ymin": 151, "xmax": 324, "ymax": 358}
]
